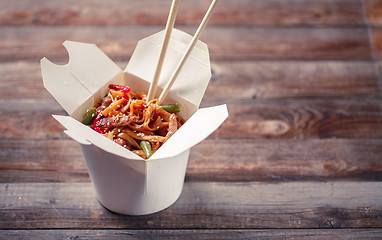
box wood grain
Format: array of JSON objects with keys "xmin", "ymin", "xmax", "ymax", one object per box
[
  {"xmin": 1, "ymin": 182, "xmax": 381, "ymax": 229},
  {"xmin": 1, "ymin": 97, "xmax": 382, "ymax": 140},
  {"xmin": 372, "ymin": 29, "xmax": 382, "ymax": 58},
  {"xmin": 1, "ymin": 0, "xmax": 381, "ymax": 237},
  {"xmin": 211, "ymin": 98, "xmax": 382, "ymax": 139},
  {"xmin": 369, "ymin": 29, "xmax": 382, "ymax": 61},
  {"xmin": 1, "ymin": 138, "xmax": 381, "ymax": 183},
  {"xmin": 0, "ymin": 139, "xmax": 88, "ymax": 183},
  {"xmin": 0, "ymin": 0, "xmax": 364, "ymax": 26},
  {"xmin": 1, "ymin": 229, "xmax": 382, "ymax": 240},
  {"xmin": 366, "ymin": 0, "xmax": 382, "ymax": 25},
  {"xmin": 208, "ymin": 60, "xmax": 379, "ymax": 99},
  {"xmin": 0, "ymin": 99, "xmax": 66, "ymax": 139},
  {"xmin": 1, "ymin": 98, "xmax": 382, "ymax": 140},
  {"xmin": 188, "ymin": 138, "xmax": 382, "ymax": 182},
  {"xmin": 1, "ymin": 60, "xmax": 379, "ymax": 101},
  {"xmin": 0, "ymin": 26, "xmax": 372, "ymax": 61}
]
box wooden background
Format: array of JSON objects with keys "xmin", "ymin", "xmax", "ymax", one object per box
[{"xmin": 1, "ymin": 0, "xmax": 382, "ymax": 239}]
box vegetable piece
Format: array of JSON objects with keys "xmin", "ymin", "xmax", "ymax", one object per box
[
  {"xmin": 140, "ymin": 140, "xmax": 152, "ymax": 159},
  {"xmin": 109, "ymin": 84, "xmax": 130, "ymax": 93},
  {"xmin": 159, "ymin": 103, "xmax": 181, "ymax": 113},
  {"xmin": 82, "ymin": 107, "xmax": 97, "ymax": 125},
  {"xmin": 92, "ymin": 110, "xmax": 106, "ymax": 134}
]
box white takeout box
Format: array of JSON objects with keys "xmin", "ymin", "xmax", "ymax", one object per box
[{"xmin": 41, "ymin": 29, "xmax": 228, "ymax": 215}]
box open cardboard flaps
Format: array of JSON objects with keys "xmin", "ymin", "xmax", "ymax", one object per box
[
  {"xmin": 41, "ymin": 41, "xmax": 123, "ymax": 120},
  {"xmin": 41, "ymin": 29, "xmax": 228, "ymax": 161},
  {"xmin": 126, "ymin": 29, "xmax": 211, "ymax": 109}
]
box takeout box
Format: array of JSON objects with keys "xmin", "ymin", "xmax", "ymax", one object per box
[{"xmin": 41, "ymin": 29, "xmax": 228, "ymax": 215}]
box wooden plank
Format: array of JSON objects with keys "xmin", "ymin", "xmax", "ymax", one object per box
[
  {"xmin": 1, "ymin": 182, "xmax": 381, "ymax": 229},
  {"xmin": 1, "ymin": 229, "xmax": 382, "ymax": 240},
  {"xmin": 1, "ymin": 138, "xmax": 381, "ymax": 183},
  {"xmin": 207, "ymin": 98, "xmax": 382, "ymax": 139},
  {"xmin": 378, "ymin": 61, "xmax": 382, "ymax": 91},
  {"xmin": 188, "ymin": 138, "xmax": 382, "ymax": 182},
  {"xmin": 0, "ymin": 139, "xmax": 88, "ymax": 183},
  {"xmin": 208, "ymin": 60, "xmax": 379, "ymax": 99},
  {"xmin": 2, "ymin": 97, "xmax": 381, "ymax": 140},
  {"xmin": 0, "ymin": 26, "xmax": 372, "ymax": 61},
  {"xmin": 0, "ymin": 60, "xmax": 379, "ymax": 101},
  {"xmin": 0, "ymin": 99, "xmax": 66, "ymax": 139},
  {"xmin": 371, "ymin": 29, "xmax": 382, "ymax": 58},
  {"xmin": 0, "ymin": 0, "xmax": 364, "ymax": 26},
  {"xmin": 0, "ymin": 61, "xmax": 56, "ymax": 100},
  {"xmin": 366, "ymin": 0, "xmax": 382, "ymax": 26}
]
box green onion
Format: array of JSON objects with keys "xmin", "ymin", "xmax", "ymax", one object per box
[
  {"xmin": 140, "ymin": 140, "xmax": 152, "ymax": 159},
  {"xmin": 159, "ymin": 103, "xmax": 181, "ymax": 113},
  {"xmin": 82, "ymin": 107, "xmax": 97, "ymax": 125}
]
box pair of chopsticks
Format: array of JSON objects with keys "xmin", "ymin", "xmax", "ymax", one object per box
[{"xmin": 147, "ymin": 0, "xmax": 219, "ymax": 104}]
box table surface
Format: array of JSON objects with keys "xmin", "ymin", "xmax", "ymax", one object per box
[{"xmin": 1, "ymin": 0, "xmax": 382, "ymax": 239}]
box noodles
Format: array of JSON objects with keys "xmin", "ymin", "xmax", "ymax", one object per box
[{"xmin": 82, "ymin": 84, "xmax": 185, "ymax": 159}]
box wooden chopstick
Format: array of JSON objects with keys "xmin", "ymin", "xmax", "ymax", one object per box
[
  {"xmin": 147, "ymin": 0, "xmax": 181, "ymax": 101},
  {"xmin": 158, "ymin": 0, "xmax": 219, "ymax": 104}
]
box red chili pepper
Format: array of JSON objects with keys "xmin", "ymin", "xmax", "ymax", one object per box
[
  {"xmin": 92, "ymin": 110, "xmax": 105, "ymax": 134},
  {"xmin": 109, "ymin": 84, "xmax": 130, "ymax": 93}
]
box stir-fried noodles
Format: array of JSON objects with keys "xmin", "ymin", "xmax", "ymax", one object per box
[{"xmin": 82, "ymin": 84, "xmax": 184, "ymax": 159}]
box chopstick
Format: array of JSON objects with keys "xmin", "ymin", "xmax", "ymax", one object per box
[
  {"xmin": 158, "ymin": 0, "xmax": 219, "ymax": 104},
  {"xmin": 147, "ymin": 0, "xmax": 181, "ymax": 101}
]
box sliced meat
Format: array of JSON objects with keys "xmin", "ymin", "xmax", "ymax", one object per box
[
  {"xmin": 164, "ymin": 113, "xmax": 178, "ymax": 142},
  {"xmin": 97, "ymin": 114, "xmax": 139, "ymax": 128}
]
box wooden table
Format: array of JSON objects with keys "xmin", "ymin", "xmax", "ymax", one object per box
[{"xmin": 1, "ymin": 0, "xmax": 382, "ymax": 239}]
